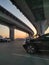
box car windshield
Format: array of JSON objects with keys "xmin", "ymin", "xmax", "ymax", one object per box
[
  {"xmin": 45, "ymin": 35, "xmax": 49, "ymax": 37},
  {"xmin": 42, "ymin": 33, "xmax": 49, "ymax": 37},
  {"xmin": 38, "ymin": 33, "xmax": 49, "ymax": 38}
]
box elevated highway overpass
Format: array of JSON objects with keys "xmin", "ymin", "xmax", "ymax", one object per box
[
  {"xmin": 10, "ymin": 0, "xmax": 49, "ymax": 35},
  {"xmin": 0, "ymin": 6, "xmax": 34, "ymax": 40}
]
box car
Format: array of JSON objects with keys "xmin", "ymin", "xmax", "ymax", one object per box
[
  {"xmin": 0, "ymin": 38, "xmax": 7, "ymax": 42},
  {"xmin": 23, "ymin": 33, "xmax": 49, "ymax": 54},
  {"xmin": 5, "ymin": 38, "xmax": 11, "ymax": 42},
  {"xmin": 0, "ymin": 38, "xmax": 11, "ymax": 42}
]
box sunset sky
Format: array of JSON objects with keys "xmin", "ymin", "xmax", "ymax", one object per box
[
  {"xmin": 0, "ymin": 24, "xmax": 29, "ymax": 38},
  {"xmin": 0, "ymin": 0, "xmax": 49, "ymax": 38}
]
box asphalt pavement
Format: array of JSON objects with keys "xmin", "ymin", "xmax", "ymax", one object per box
[{"xmin": 0, "ymin": 39, "xmax": 49, "ymax": 65}]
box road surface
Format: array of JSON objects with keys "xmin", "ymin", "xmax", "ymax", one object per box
[{"xmin": 0, "ymin": 39, "xmax": 49, "ymax": 65}]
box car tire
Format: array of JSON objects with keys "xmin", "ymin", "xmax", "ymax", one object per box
[{"xmin": 26, "ymin": 45, "xmax": 35, "ymax": 54}]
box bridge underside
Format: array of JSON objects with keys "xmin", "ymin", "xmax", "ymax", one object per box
[
  {"xmin": 10, "ymin": 0, "xmax": 49, "ymax": 35},
  {"xmin": 0, "ymin": 6, "xmax": 34, "ymax": 40},
  {"xmin": 0, "ymin": 17, "xmax": 32, "ymax": 34}
]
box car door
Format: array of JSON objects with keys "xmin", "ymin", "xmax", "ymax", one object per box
[{"xmin": 41, "ymin": 35, "xmax": 49, "ymax": 50}]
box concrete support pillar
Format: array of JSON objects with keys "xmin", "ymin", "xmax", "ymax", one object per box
[
  {"xmin": 9, "ymin": 27, "xmax": 14, "ymax": 40},
  {"xmin": 29, "ymin": 34, "xmax": 33, "ymax": 38},
  {"xmin": 37, "ymin": 20, "xmax": 47, "ymax": 36},
  {"xmin": 38, "ymin": 22, "xmax": 44, "ymax": 35}
]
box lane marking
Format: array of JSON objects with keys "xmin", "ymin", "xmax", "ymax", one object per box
[
  {"xmin": 12, "ymin": 53, "xmax": 49, "ymax": 61},
  {"xmin": 12, "ymin": 53, "xmax": 31, "ymax": 58}
]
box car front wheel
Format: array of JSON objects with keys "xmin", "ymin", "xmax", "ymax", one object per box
[{"xmin": 26, "ymin": 45, "xmax": 35, "ymax": 54}]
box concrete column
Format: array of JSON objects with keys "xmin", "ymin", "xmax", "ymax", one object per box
[
  {"xmin": 29, "ymin": 34, "xmax": 33, "ymax": 38},
  {"xmin": 9, "ymin": 27, "xmax": 14, "ymax": 40},
  {"xmin": 37, "ymin": 20, "xmax": 47, "ymax": 36},
  {"xmin": 39, "ymin": 22, "xmax": 44, "ymax": 35}
]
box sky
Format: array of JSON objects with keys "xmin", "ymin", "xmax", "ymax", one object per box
[{"xmin": 0, "ymin": 0, "xmax": 49, "ymax": 38}]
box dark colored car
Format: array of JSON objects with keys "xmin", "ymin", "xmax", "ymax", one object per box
[
  {"xmin": 0, "ymin": 38, "xmax": 11, "ymax": 42},
  {"xmin": 0, "ymin": 38, "xmax": 7, "ymax": 42},
  {"xmin": 23, "ymin": 33, "xmax": 49, "ymax": 54}
]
